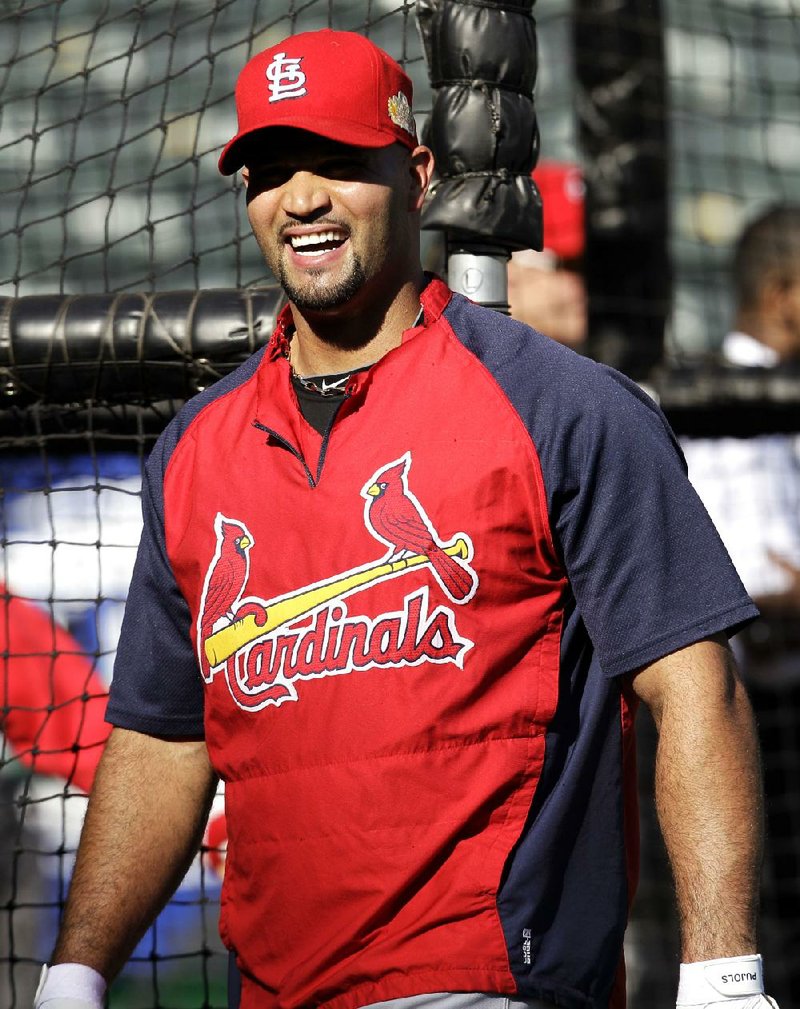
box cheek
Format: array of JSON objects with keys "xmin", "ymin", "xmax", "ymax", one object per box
[
  {"xmin": 346, "ymin": 181, "xmax": 400, "ymax": 227},
  {"xmin": 245, "ymin": 201, "xmax": 263, "ymax": 235},
  {"xmin": 787, "ymin": 287, "xmax": 800, "ymax": 317},
  {"xmin": 246, "ymin": 194, "xmax": 278, "ymax": 239},
  {"xmin": 368, "ymin": 190, "xmax": 410, "ymax": 249}
]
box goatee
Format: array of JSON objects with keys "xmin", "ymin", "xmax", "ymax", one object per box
[{"xmin": 280, "ymin": 256, "xmax": 367, "ymax": 312}]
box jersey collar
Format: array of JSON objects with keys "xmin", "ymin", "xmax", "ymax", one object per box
[{"xmin": 266, "ymin": 274, "xmax": 452, "ymax": 364}]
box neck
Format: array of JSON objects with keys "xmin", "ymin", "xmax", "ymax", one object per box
[{"xmin": 288, "ymin": 272, "xmax": 426, "ymax": 376}]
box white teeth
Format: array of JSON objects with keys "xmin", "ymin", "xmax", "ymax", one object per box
[{"xmin": 289, "ymin": 231, "xmax": 344, "ymax": 249}]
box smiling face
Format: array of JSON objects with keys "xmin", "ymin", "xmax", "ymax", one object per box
[{"xmin": 242, "ymin": 129, "xmax": 429, "ymax": 317}]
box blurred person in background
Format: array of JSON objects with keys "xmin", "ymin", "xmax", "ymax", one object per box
[
  {"xmin": 0, "ymin": 586, "xmax": 109, "ymax": 1008},
  {"xmin": 681, "ymin": 204, "xmax": 800, "ymax": 1003},
  {"xmin": 507, "ymin": 161, "xmax": 587, "ymax": 350}
]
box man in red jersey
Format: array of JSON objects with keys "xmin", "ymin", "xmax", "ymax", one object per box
[{"xmin": 37, "ymin": 28, "xmax": 778, "ymax": 1009}]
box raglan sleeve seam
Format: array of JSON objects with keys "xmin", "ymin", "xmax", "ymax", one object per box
[{"xmin": 436, "ymin": 314, "xmax": 564, "ymax": 573}]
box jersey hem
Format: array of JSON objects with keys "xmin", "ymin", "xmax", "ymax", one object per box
[
  {"xmin": 600, "ymin": 599, "xmax": 759, "ymax": 678},
  {"xmin": 241, "ymin": 970, "xmax": 518, "ymax": 1009},
  {"xmin": 239, "ymin": 970, "xmax": 599, "ymax": 1009},
  {"xmin": 104, "ymin": 705, "xmax": 204, "ymax": 738}
]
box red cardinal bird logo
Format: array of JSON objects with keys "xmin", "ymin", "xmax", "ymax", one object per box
[
  {"xmin": 197, "ymin": 515, "xmax": 254, "ymax": 676},
  {"xmin": 362, "ymin": 453, "xmax": 476, "ymax": 603}
]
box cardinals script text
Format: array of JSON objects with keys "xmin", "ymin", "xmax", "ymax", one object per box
[
  {"xmin": 196, "ymin": 455, "xmax": 478, "ymax": 711},
  {"xmin": 215, "ymin": 587, "xmax": 472, "ymax": 710}
]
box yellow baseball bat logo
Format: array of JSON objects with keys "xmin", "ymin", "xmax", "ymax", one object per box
[{"xmin": 204, "ymin": 538, "xmax": 470, "ymax": 668}]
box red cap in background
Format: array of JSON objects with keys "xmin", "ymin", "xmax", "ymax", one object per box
[{"xmin": 533, "ymin": 161, "xmax": 585, "ymax": 261}]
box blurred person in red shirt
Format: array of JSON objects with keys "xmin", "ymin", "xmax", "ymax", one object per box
[
  {"xmin": 508, "ymin": 161, "xmax": 587, "ymax": 351},
  {"xmin": 1, "ymin": 585, "xmax": 110, "ymax": 792},
  {"xmin": 1, "ymin": 585, "xmax": 110, "ymax": 1007}
]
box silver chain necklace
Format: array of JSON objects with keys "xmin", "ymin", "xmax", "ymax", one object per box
[
  {"xmin": 285, "ymin": 306, "xmax": 423, "ymax": 397},
  {"xmin": 291, "ymin": 370, "xmax": 352, "ymax": 397}
]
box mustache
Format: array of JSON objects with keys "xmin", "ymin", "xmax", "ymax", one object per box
[{"xmin": 278, "ymin": 218, "xmax": 351, "ymax": 240}]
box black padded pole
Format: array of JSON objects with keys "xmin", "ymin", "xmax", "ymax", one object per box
[
  {"xmin": 416, "ymin": 0, "xmax": 542, "ymax": 311},
  {"xmin": 574, "ymin": 0, "xmax": 670, "ymax": 379}
]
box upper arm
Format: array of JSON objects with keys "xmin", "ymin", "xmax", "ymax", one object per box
[
  {"xmin": 95, "ymin": 726, "xmax": 217, "ymax": 813},
  {"xmin": 630, "ymin": 632, "xmax": 746, "ymax": 728},
  {"xmin": 441, "ymin": 301, "xmax": 758, "ymax": 678}
]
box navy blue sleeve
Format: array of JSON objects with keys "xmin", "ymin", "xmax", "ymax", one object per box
[
  {"xmin": 105, "ymin": 348, "xmax": 267, "ymax": 736},
  {"xmin": 445, "ymin": 296, "xmax": 758, "ymax": 677},
  {"xmin": 105, "ymin": 434, "xmax": 205, "ymax": 736},
  {"xmin": 541, "ymin": 360, "xmax": 757, "ymax": 676}
]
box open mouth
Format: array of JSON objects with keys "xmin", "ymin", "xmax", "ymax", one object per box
[{"xmin": 288, "ymin": 230, "xmax": 347, "ymax": 257}]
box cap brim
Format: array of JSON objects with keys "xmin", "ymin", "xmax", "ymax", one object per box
[{"xmin": 218, "ymin": 117, "xmax": 410, "ymax": 176}]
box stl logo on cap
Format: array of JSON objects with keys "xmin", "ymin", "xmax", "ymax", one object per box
[
  {"xmin": 266, "ymin": 52, "xmax": 307, "ymax": 103},
  {"xmin": 388, "ymin": 92, "xmax": 415, "ymax": 137}
]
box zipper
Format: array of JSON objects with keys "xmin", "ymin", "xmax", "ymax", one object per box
[
  {"xmin": 252, "ymin": 398, "xmax": 346, "ymax": 489},
  {"xmin": 313, "ymin": 400, "xmax": 345, "ymax": 484}
]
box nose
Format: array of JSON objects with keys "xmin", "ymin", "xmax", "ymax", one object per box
[{"xmin": 280, "ymin": 170, "xmax": 332, "ymax": 218}]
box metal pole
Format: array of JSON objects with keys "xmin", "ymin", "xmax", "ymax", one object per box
[{"xmin": 447, "ymin": 245, "xmax": 510, "ymax": 313}]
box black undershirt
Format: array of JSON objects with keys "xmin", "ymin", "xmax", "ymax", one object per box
[
  {"xmin": 289, "ymin": 308, "xmax": 423, "ymax": 435},
  {"xmin": 291, "ymin": 367, "xmax": 370, "ymax": 435}
]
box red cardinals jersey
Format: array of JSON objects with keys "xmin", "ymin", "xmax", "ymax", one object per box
[{"xmin": 108, "ymin": 278, "xmax": 756, "ymax": 1009}]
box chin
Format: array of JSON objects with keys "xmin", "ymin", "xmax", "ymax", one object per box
[{"xmin": 281, "ymin": 262, "xmax": 368, "ymax": 313}]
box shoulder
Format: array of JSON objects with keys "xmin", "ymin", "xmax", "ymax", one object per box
[
  {"xmin": 441, "ymin": 293, "xmax": 676, "ymax": 454},
  {"xmin": 146, "ymin": 346, "xmax": 267, "ymax": 483}
]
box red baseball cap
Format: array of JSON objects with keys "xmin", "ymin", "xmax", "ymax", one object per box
[
  {"xmin": 218, "ymin": 29, "xmax": 418, "ymax": 175},
  {"xmin": 533, "ymin": 161, "xmax": 585, "ymax": 261}
]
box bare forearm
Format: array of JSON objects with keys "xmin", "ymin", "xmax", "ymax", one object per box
[
  {"xmin": 634, "ymin": 637, "xmax": 764, "ymax": 961},
  {"xmin": 53, "ymin": 726, "xmax": 218, "ymax": 980}
]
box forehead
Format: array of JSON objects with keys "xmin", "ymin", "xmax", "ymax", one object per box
[{"xmin": 242, "ymin": 127, "xmax": 382, "ymax": 170}]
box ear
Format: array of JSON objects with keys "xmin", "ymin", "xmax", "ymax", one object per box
[
  {"xmin": 408, "ymin": 145, "xmax": 435, "ymax": 212},
  {"xmin": 240, "ymin": 167, "xmax": 250, "ymax": 189}
]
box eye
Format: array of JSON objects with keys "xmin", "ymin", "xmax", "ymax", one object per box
[
  {"xmin": 246, "ymin": 165, "xmax": 293, "ymax": 190},
  {"xmin": 320, "ymin": 156, "xmax": 367, "ymax": 180}
]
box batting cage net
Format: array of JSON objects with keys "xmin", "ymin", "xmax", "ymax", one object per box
[{"xmin": 1, "ymin": 0, "xmax": 799, "ymax": 1007}]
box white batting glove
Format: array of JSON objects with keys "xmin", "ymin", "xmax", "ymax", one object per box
[
  {"xmin": 34, "ymin": 963, "xmax": 106, "ymax": 1009},
  {"xmin": 676, "ymin": 954, "xmax": 779, "ymax": 1009}
]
